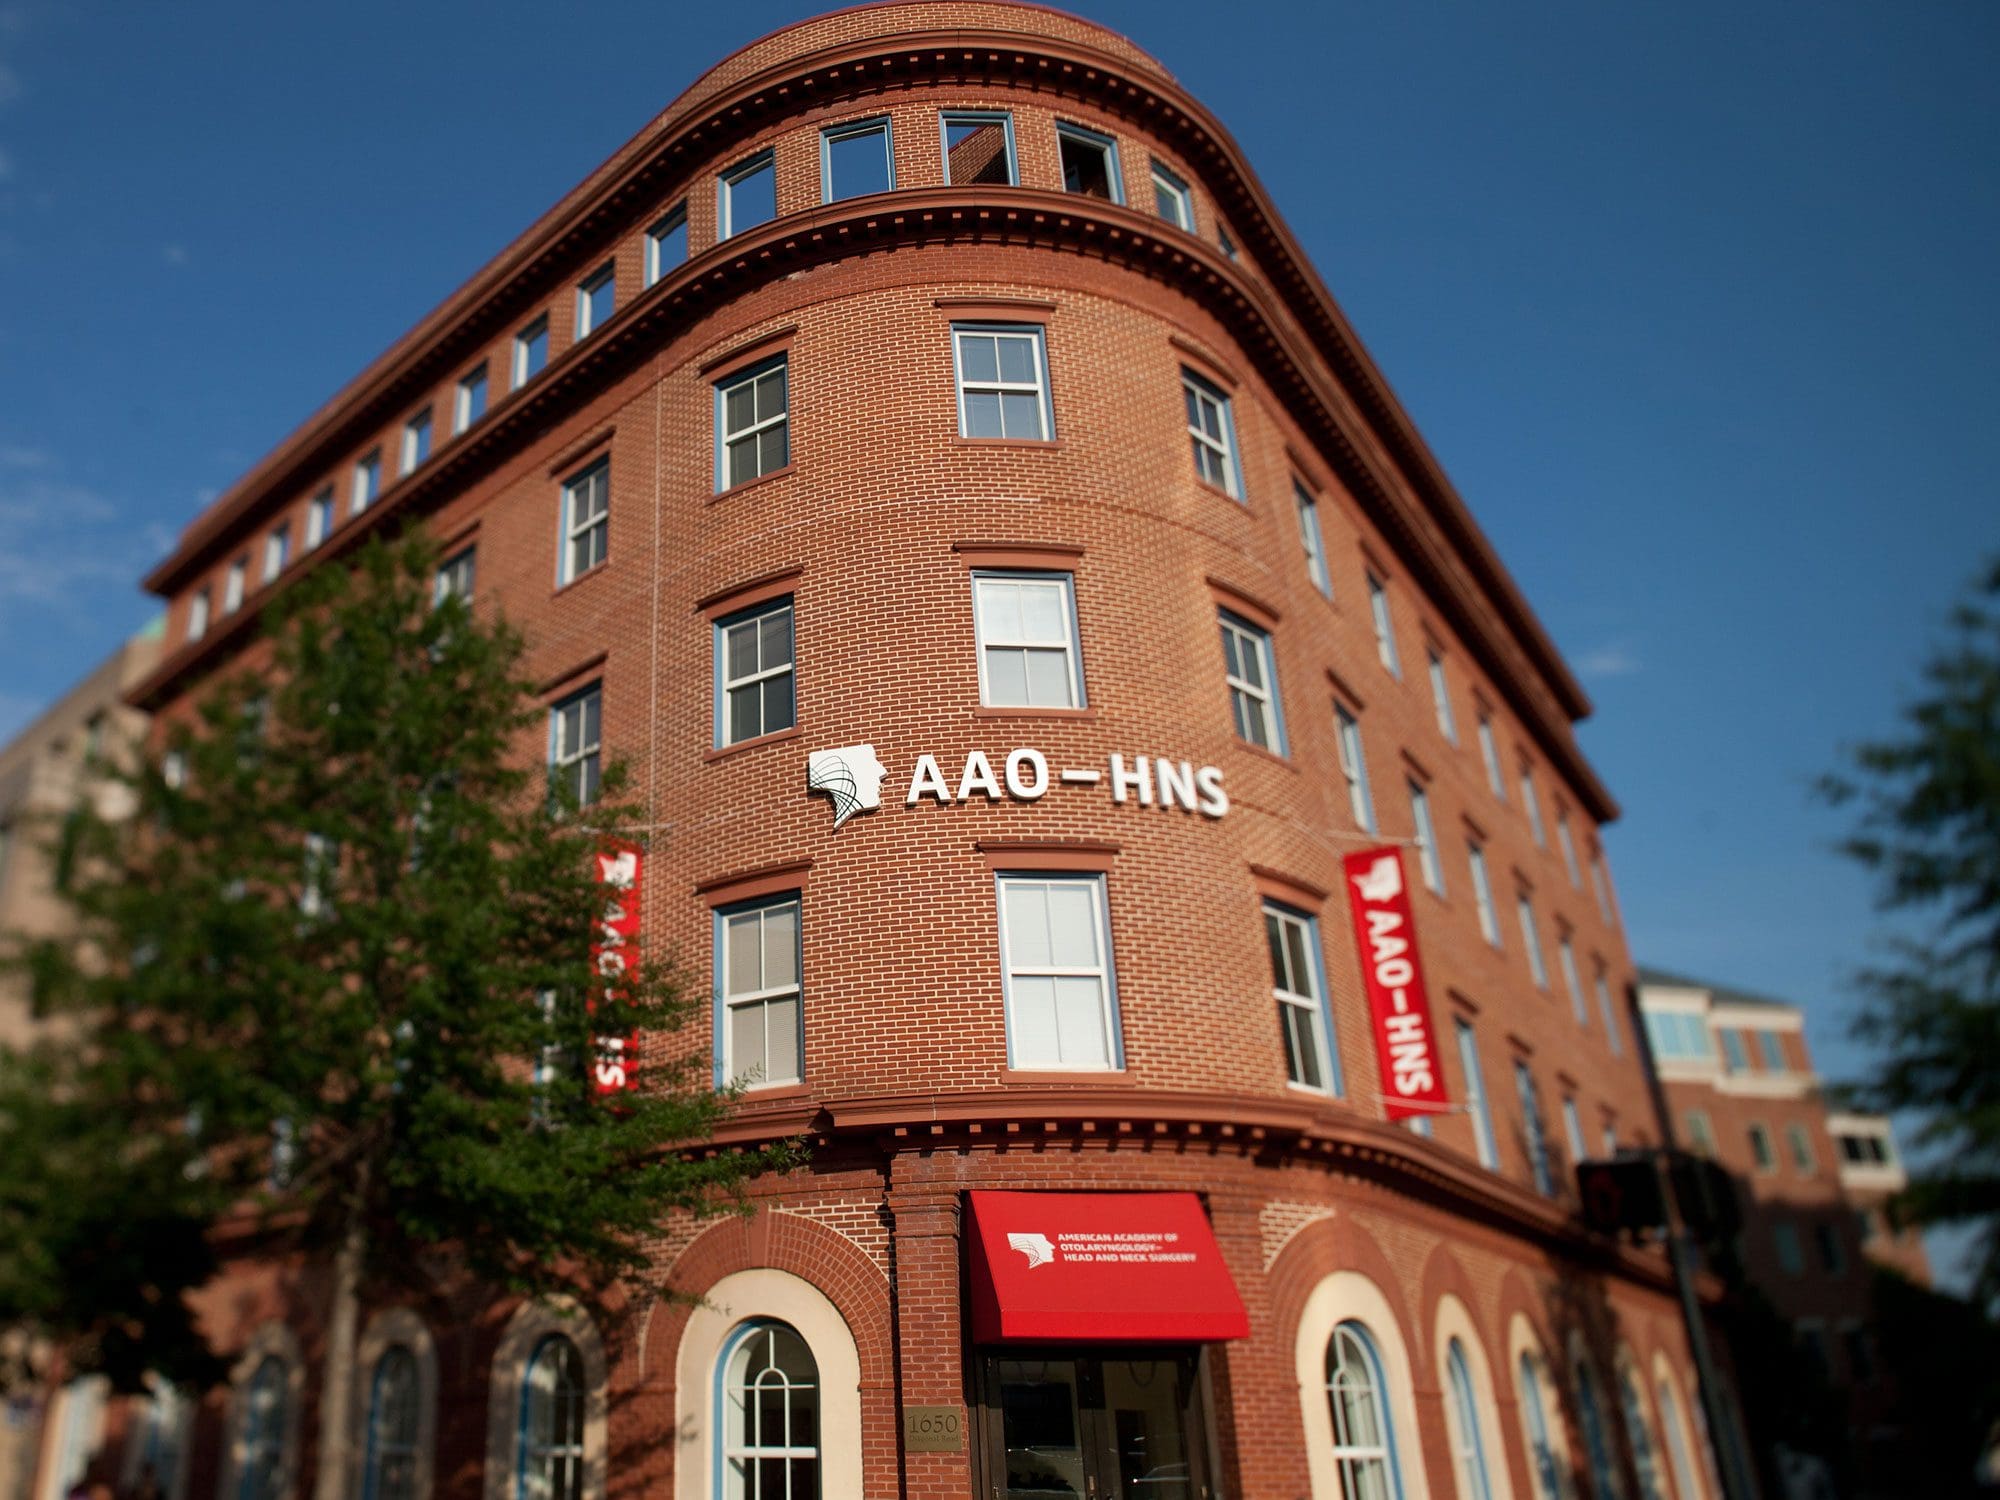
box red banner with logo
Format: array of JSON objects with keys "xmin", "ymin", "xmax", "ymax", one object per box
[
  {"xmin": 590, "ymin": 842, "xmax": 642, "ymax": 1096},
  {"xmin": 1342, "ymin": 846, "xmax": 1450, "ymax": 1122}
]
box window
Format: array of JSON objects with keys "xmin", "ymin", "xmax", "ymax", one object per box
[
  {"xmin": 574, "ymin": 263, "xmax": 614, "ymax": 340},
  {"xmin": 1796, "ymin": 1321, "xmax": 1829, "ymax": 1375},
  {"xmin": 1813, "ymin": 1223, "xmax": 1846, "ymax": 1274},
  {"xmin": 454, "ymin": 364, "xmax": 488, "ymax": 433},
  {"xmin": 238, "ymin": 1357, "xmax": 290, "ymax": 1500},
  {"xmin": 1590, "ymin": 847, "xmax": 1616, "ymax": 924},
  {"xmin": 718, "ymin": 149, "xmax": 777, "ymax": 237},
  {"xmin": 1325, "ymin": 1322, "xmax": 1403, "ymax": 1499},
  {"xmin": 1617, "ymin": 1365, "xmax": 1670, "ymax": 1500},
  {"xmin": 1295, "ymin": 482, "xmax": 1331, "ymax": 595},
  {"xmin": 263, "ymin": 524, "xmax": 290, "ymax": 583},
  {"xmin": 973, "ymin": 571, "xmax": 1081, "ymax": 709},
  {"xmin": 559, "ymin": 459, "xmax": 609, "ymax": 583},
  {"xmin": 940, "ymin": 111, "xmax": 1015, "ymax": 185},
  {"xmin": 820, "ymin": 116, "xmax": 893, "ymax": 202},
  {"xmin": 1150, "ymin": 158, "xmax": 1193, "ymax": 229},
  {"xmin": 1758, "ymin": 1028, "xmax": 1788, "ymax": 1072},
  {"xmin": 1409, "ymin": 782, "xmax": 1443, "ymax": 894},
  {"xmin": 300, "ymin": 835, "xmax": 338, "ymax": 920},
  {"xmin": 1456, "ymin": 1019, "xmax": 1496, "ymax": 1169},
  {"xmin": 1571, "ymin": 1359, "xmax": 1621, "ymax": 1500},
  {"xmin": 1515, "ymin": 1061, "xmax": 1554, "ymax": 1195},
  {"xmin": 644, "ymin": 204, "xmax": 687, "ymax": 286},
  {"xmin": 224, "ymin": 556, "xmax": 247, "ymax": 614},
  {"xmin": 549, "ymin": 685, "xmax": 601, "ymax": 808},
  {"xmin": 1841, "ymin": 1323, "xmax": 1875, "ymax": 1383},
  {"xmin": 1644, "ymin": 1009, "xmax": 1713, "ymax": 1062},
  {"xmin": 513, "ymin": 316, "xmax": 549, "ymax": 388},
  {"xmin": 1182, "ymin": 369, "xmax": 1240, "ymax": 497},
  {"xmin": 1748, "ymin": 1122, "xmax": 1777, "ymax": 1173},
  {"xmin": 953, "ymin": 323, "xmax": 1052, "ymax": 440},
  {"xmin": 1556, "ymin": 806, "xmax": 1581, "ymax": 887},
  {"xmin": 1656, "ymin": 1379, "xmax": 1703, "ymax": 1500},
  {"xmin": 307, "ymin": 488, "xmax": 334, "ymax": 549},
  {"xmin": 715, "ymin": 598, "xmax": 796, "ymax": 745},
  {"xmin": 1477, "ymin": 713, "xmax": 1505, "ymax": 800},
  {"xmin": 1334, "ymin": 704, "xmax": 1374, "ymax": 832},
  {"xmin": 400, "ymin": 409, "xmax": 431, "ymax": 475},
  {"xmin": 1563, "ymin": 1096, "xmax": 1587, "ymax": 1167},
  {"xmin": 1365, "ymin": 571, "xmax": 1400, "ymax": 676},
  {"xmin": 716, "ymin": 355, "xmax": 789, "ymax": 489},
  {"xmin": 1559, "ymin": 937, "xmax": 1586, "ymax": 1026},
  {"xmin": 1719, "ymin": 1028, "xmax": 1751, "ymax": 1072},
  {"xmin": 717, "ymin": 895, "xmax": 802, "ymax": 1088},
  {"xmin": 434, "ymin": 547, "xmax": 476, "ymax": 606},
  {"xmin": 1520, "ymin": 764, "xmax": 1545, "ymax": 846},
  {"xmin": 1595, "ymin": 969, "xmax": 1624, "ymax": 1055},
  {"xmin": 1683, "ymin": 1110, "xmax": 1716, "ymax": 1157},
  {"xmin": 362, "ymin": 1347, "xmax": 420, "ymax": 1500},
  {"xmin": 996, "ymin": 873, "xmax": 1120, "ymax": 1070},
  {"xmin": 1219, "ymin": 611, "xmax": 1283, "ymax": 752},
  {"xmin": 983, "ymin": 1351, "xmax": 1208, "ymax": 1500},
  {"xmin": 1518, "ymin": 1354, "xmax": 1563, "ymax": 1500},
  {"xmin": 1517, "ymin": 894, "xmax": 1548, "ymax": 988},
  {"xmin": 1055, "ymin": 121, "xmax": 1122, "ymax": 201},
  {"xmin": 519, "ymin": 1336, "xmax": 584, "ymax": 1500},
  {"xmin": 186, "ymin": 588, "xmax": 211, "ymax": 642},
  {"xmin": 1467, "ymin": 841, "xmax": 1499, "ymax": 946},
  {"xmin": 720, "ymin": 1322, "xmax": 820, "ymax": 1499},
  {"xmin": 1773, "ymin": 1221, "xmax": 1804, "ymax": 1276},
  {"xmin": 1786, "ymin": 1123, "xmax": 1816, "ymax": 1174},
  {"xmin": 1444, "ymin": 1340, "xmax": 1495, "ymax": 1500},
  {"xmin": 1838, "ymin": 1131, "xmax": 1892, "ymax": 1166},
  {"xmin": 1427, "ymin": 650, "xmax": 1456, "ymax": 742},
  {"xmin": 352, "ymin": 450, "xmax": 381, "ymax": 514},
  {"xmin": 1266, "ymin": 902, "xmax": 1338, "ymax": 1094}
]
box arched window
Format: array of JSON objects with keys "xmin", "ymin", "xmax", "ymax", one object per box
[
  {"xmin": 1444, "ymin": 1340, "xmax": 1495, "ymax": 1500},
  {"xmin": 1654, "ymin": 1374, "xmax": 1702, "ymax": 1500},
  {"xmin": 1516, "ymin": 1353, "xmax": 1565, "ymax": 1500},
  {"xmin": 239, "ymin": 1357, "xmax": 290, "ymax": 1500},
  {"xmin": 1616, "ymin": 1365, "xmax": 1668, "ymax": 1500},
  {"xmin": 519, "ymin": 1337, "xmax": 585, "ymax": 1500},
  {"xmin": 720, "ymin": 1321, "xmax": 820, "ymax": 1500},
  {"xmin": 1571, "ymin": 1357, "xmax": 1622, "ymax": 1500},
  {"xmin": 364, "ymin": 1347, "xmax": 421, "ymax": 1500},
  {"xmin": 1326, "ymin": 1321, "xmax": 1402, "ymax": 1500}
]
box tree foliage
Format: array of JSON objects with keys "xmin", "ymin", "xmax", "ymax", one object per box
[
  {"xmin": 2, "ymin": 535, "xmax": 785, "ymax": 1385},
  {"xmin": 1821, "ymin": 555, "xmax": 2000, "ymax": 1301}
]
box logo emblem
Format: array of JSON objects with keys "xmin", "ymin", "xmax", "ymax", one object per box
[
  {"xmin": 1007, "ymin": 1232, "xmax": 1055, "ymax": 1269},
  {"xmin": 806, "ymin": 743, "xmax": 887, "ymax": 829},
  {"xmin": 596, "ymin": 849, "xmax": 639, "ymax": 889},
  {"xmin": 1351, "ymin": 853, "xmax": 1402, "ymax": 903}
]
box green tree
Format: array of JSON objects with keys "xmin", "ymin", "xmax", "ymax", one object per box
[
  {"xmin": 3, "ymin": 535, "xmax": 784, "ymax": 1494},
  {"xmin": 1821, "ymin": 556, "xmax": 2000, "ymax": 1302}
]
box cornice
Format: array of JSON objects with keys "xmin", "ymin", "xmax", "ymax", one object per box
[{"xmin": 133, "ymin": 23, "xmax": 1614, "ymax": 819}]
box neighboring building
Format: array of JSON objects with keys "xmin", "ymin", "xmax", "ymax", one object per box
[
  {"xmin": 0, "ymin": 623, "xmax": 161, "ymax": 1500},
  {"xmin": 98, "ymin": 7, "xmax": 1724, "ymax": 1500},
  {"xmin": 1637, "ymin": 967, "xmax": 1927, "ymax": 1490}
]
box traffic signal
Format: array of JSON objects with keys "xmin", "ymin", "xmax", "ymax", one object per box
[{"xmin": 1576, "ymin": 1153, "xmax": 1667, "ymax": 1236}]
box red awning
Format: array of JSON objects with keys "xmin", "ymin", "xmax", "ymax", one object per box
[{"xmin": 965, "ymin": 1190, "xmax": 1250, "ymax": 1344}]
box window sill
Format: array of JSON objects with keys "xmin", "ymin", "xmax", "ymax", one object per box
[
  {"xmin": 1194, "ymin": 476, "xmax": 1244, "ymax": 506},
  {"xmin": 949, "ymin": 437, "xmax": 1063, "ymax": 452},
  {"xmin": 1002, "ymin": 1067, "xmax": 1129, "ymax": 1086},
  {"xmin": 972, "ymin": 705, "xmax": 1096, "ymax": 721},
  {"xmin": 1232, "ymin": 739, "xmax": 1298, "ymax": 773},
  {"xmin": 709, "ymin": 462, "xmax": 796, "ymax": 503},
  {"xmin": 552, "ymin": 560, "xmax": 611, "ymax": 599},
  {"xmin": 704, "ymin": 724, "xmax": 803, "ymax": 763},
  {"xmin": 731, "ymin": 1081, "xmax": 813, "ymax": 1106}
]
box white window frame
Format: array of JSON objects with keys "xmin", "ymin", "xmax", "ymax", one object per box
[
  {"xmin": 186, "ymin": 588, "xmax": 211, "ymax": 643},
  {"xmin": 819, "ymin": 115, "xmax": 895, "ymax": 203},
  {"xmin": 548, "ymin": 684, "xmax": 601, "ymax": 809},
  {"xmin": 1150, "ymin": 157, "xmax": 1194, "ymax": 229},
  {"xmin": 1182, "ymin": 369, "xmax": 1241, "ymax": 497},
  {"xmin": 715, "ymin": 355, "xmax": 790, "ymax": 491},
  {"xmin": 951, "ymin": 323, "xmax": 1053, "ymax": 441},
  {"xmin": 644, "ymin": 203, "xmax": 687, "ymax": 287},
  {"xmin": 574, "ymin": 262, "xmax": 615, "ymax": 341},
  {"xmin": 1427, "ymin": 649, "xmax": 1456, "ymax": 742},
  {"xmin": 1590, "ymin": 846, "xmax": 1616, "ymax": 924},
  {"xmin": 454, "ymin": 364, "xmax": 488, "ymax": 434},
  {"xmin": 398, "ymin": 409, "xmax": 429, "ymax": 476},
  {"xmin": 714, "ymin": 597, "xmax": 797, "ymax": 747},
  {"xmin": 1749, "ymin": 1122, "xmax": 1777, "ymax": 1174},
  {"xmin": 352, "ymin": 451, "xmax": 381, "ymax": 515},
  {"xmin": 1456, "ymin": 1018, "xmax": 1497, "ymax": 1169},
  {"xmin": 224, "ymin": 557, "xmax": 247, "ymax": 615},
  {"xmin": 1595, "ymin": 967, "xmax": 1624, "ymax": 1054},
  {"xmin": 1516, "ymin": 1061, "xmax": 1555, "ymax": 1196},
  {"xmin": 434, "ymin": 547, "xmax": 476, "ymax": 607},
  {"xmin": 995, "ymin": 872, "xmax": 1122, "ymax": 1072},
  {"xmin": 1054, "ymin": 120, "xmax": 1123, "ymax": 202},
  {"xmin": 512, "ymin": 315, "xmax": 549, "ymax": 390},
  {"xmin": 716, "ymin": 894, "xmax": 804, "ymax": 1090},
  {"xmin": 1295, "ymin": 482, "xmax": 1331, "ymax": 595},
  {"xmin": 1517, "ymin": 893, "xmax": 1548, "ymax": 988},
  {"xmin": 1685, "ymin": 1109, "xmax": 1716, "ymax": 1157},
  {"xmin": 1468, "ymin": 840, "xmax": 1500, "ymax": 947},
  {"xmin": 1478, "ymin": 713, "xmax": 1506, "ymax": 801},
  {"xmin": 1559, "ymin": 935, "xmax": 1586, "ymax": 1025},
  {"xmin": 1563, "ymin": 1096, "xmax": 1587, "ymax": 1166},
  {"xmin": 939, "ymin": 110, "xmax": 1017, "ymax": 186},
  {"xmin": 1786, "ymin": 1122, "xmax": 1817, "ymax": 1175},
  {"xmin": 263, "ymin": 525, "xmax": 290, "ymax": 584},
  {"xmin": 1556, "ymin": 805, "xmax": 1582, "ymax": 887},
  {"xmin": 1366, "ymin": 570, "xmax": 1401, "ymax": 677},
  {"xmin": 1219, "ymin": 610, "xmax": 1284, "ymax": 753},
  {"xmin": 1520, "ymin": 763, "xmax": 1545, "ymax": 846},
  {"xmin": 1334, "ymin": 704, "xmax": 1375, "ymax": 832},
  {"xmin": 1409, "ymin": 781, "xmax": 1443, "ymax": 894},
  {"xmin": 1266, "ymin": 901, "xmax": 1341, "ymax": 1095},
  {"xmin": 718, "ymin": 1321, "xmax": 822, "ymax": 1494},
  {"xmin": 558, "ymin": 459, "xmax": 609, "ymax": 585},
  {"xmin": 971, "ymin": 570, "xmax": 1083, "ymax": 710},
  {"xmin": 306, "ymin": 489, "xmax": 334, "ymax": 550},
  {"xmin": 717, "ymin": 149, "xmax": 778, "ymax": 239}
]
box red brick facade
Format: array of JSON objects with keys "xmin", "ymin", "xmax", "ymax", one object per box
[{"xmin": 50, "ymin": 7, "xmax": 1731, "ymax": 1500}]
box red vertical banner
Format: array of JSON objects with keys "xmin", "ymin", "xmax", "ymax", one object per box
[
  {"xmin": 1341, "ymin": 846, "xmax": 1451, "ymax": 1122},
  {"xmin": 590, "ymin": 841, "xmax": 642, "ymax": 1096}
]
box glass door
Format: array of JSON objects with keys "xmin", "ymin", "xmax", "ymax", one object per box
[{"xmin": 982, "ymin": 1350, "xmax": 1208, "ymax": 1500}]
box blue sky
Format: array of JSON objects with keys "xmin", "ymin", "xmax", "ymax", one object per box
[{"xmin": 2, "ymin": 3, "xmax": 1996, "ymax": 1271}]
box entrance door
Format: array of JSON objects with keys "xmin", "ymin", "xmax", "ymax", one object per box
[{"xmin": 981, "ymin": 1350, "xmax": 1209, "ymax": 1500}]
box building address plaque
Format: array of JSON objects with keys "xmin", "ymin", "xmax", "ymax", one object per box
[{"xmin": 902, "ymin": 1404, "xmax": 965, "ymax": 1452}]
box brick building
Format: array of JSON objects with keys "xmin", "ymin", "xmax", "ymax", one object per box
[{"xmin": 45, "ymin": 6, "xmax": 1736, "ymax": 1499}]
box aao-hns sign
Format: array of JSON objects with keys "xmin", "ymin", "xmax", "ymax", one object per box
[
  {"xmin": 590, "ymin": 842, "xmax": 642, "ymax": 1096},
  {"xmin": 1341, "ymin": 847, "xmax": 1450, "ymax": 1122},
  {"xmin": 807, "ymin": 743, "xmax": 1228, "ymax": 828}
]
